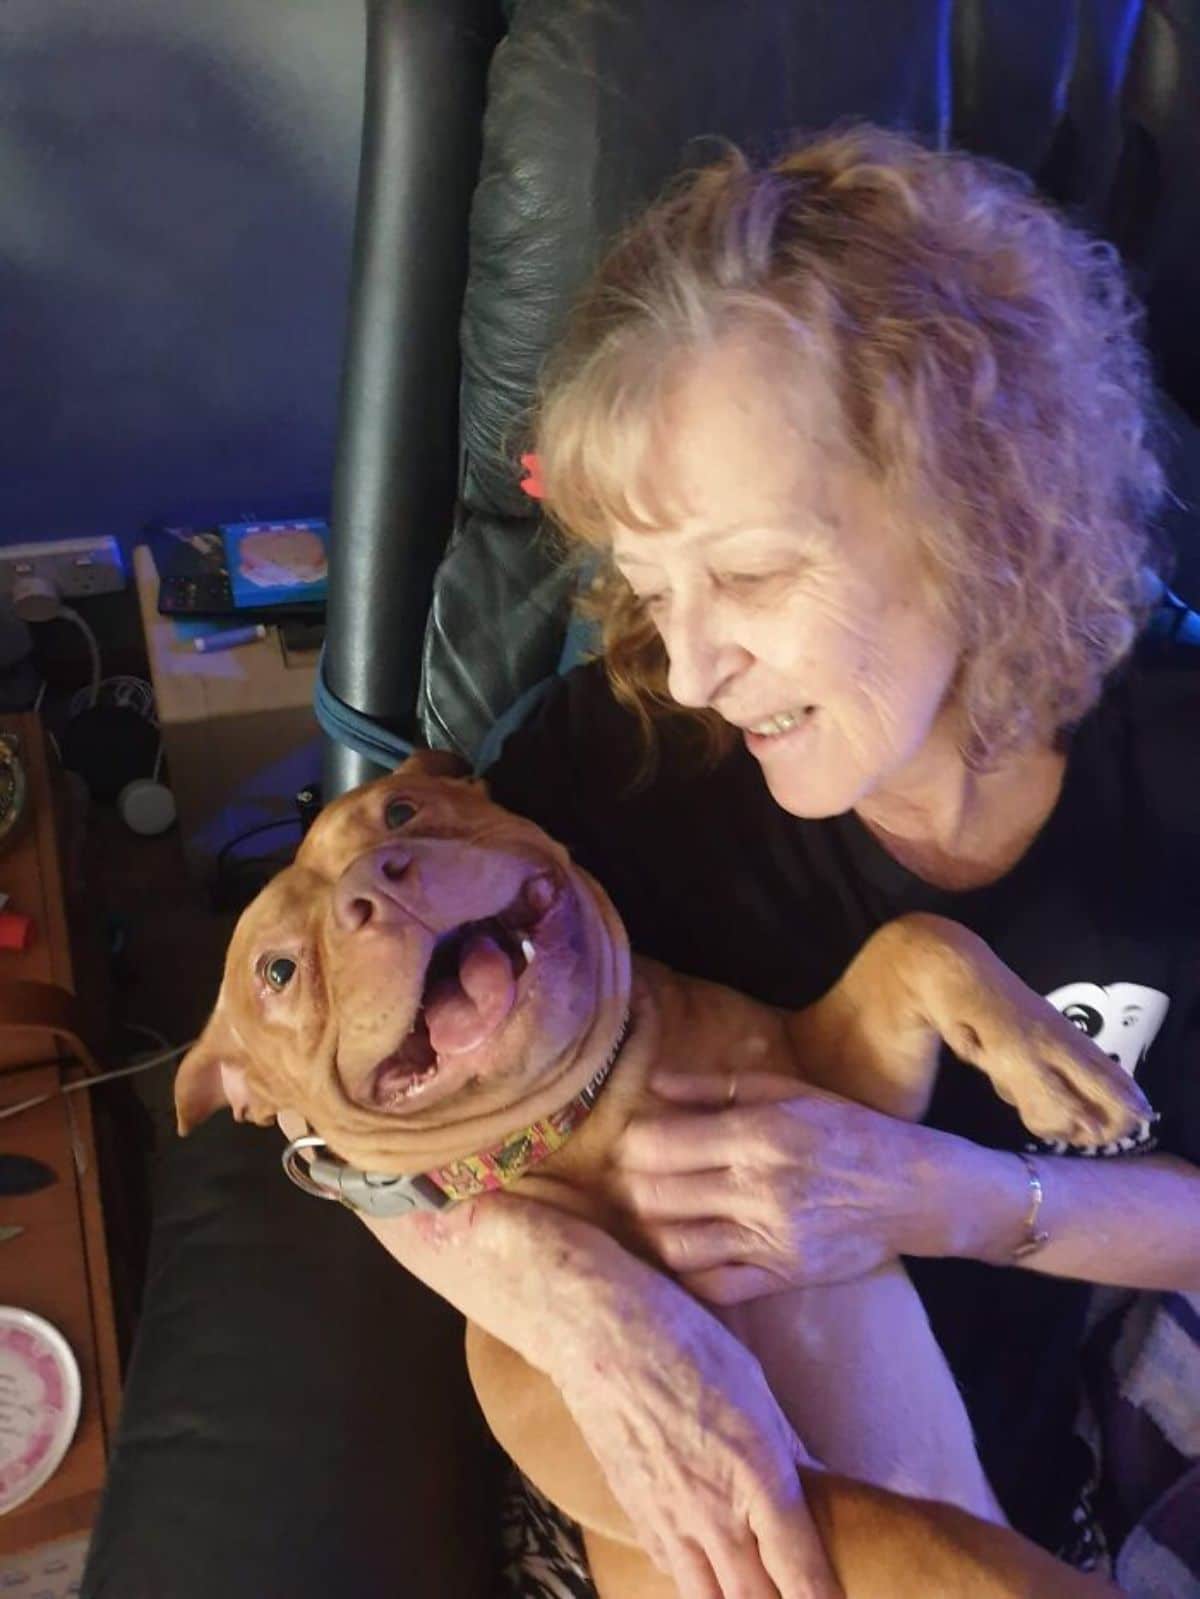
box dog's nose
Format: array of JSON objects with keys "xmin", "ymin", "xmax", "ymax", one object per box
[{"xmin": 332, "ymin": 849, "xmax": 412, "ymax": 932}]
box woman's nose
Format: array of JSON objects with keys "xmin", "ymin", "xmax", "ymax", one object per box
[
  {"xmin": 664, "ymin": 605, "xmax": 743, "ymax": 709},
  {"xmin": 332, "ymin": 849, "xmax": 412, "ymax": 932}
]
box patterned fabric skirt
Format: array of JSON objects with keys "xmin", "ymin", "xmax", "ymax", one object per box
[{"xmin": 499, "ymin": 1470, "xmax": 594, "ymax": 1598}]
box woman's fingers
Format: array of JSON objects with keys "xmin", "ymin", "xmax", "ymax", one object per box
[
  {"xmin": 705, "ymin": 1531, "xmax": 784, "ymax": 1599},
  {"xmin": 650, "ymin": 1070, "xmax": 823, "ymax": 1107},
  {"xmin": 617, "ymin": 1109, "xmax": 744, "ymax": 1172},
  {"xmin": 682, "ymin": 1263, "xmax": 785, "ymax": 1305},
  {"xmin": 648, "ymin": 1217, "xmax": 768, "ymax": 1273},
  {"xmin": 619, "ymin": 1101, "xmax": 797, "ymax": 1174},
  {"xmin": 752, "ymin": 1480, "xmax": 844, "ymax": 1599},
  {"xmin": 658, "ymin": 1536, "xmax": 723, "ymax": 1599},
  {"xmin": 618, "ymin": 1074, "xmax": 836, "ymax": 1175},
  {"xmin": 619, "ymin": 1167, "xmax": 745, "ymax": 1222}
]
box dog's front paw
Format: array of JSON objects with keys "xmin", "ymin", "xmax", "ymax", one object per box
[{"xmin": 946, "ymin": 994, "xmax": 1154, "ymax": 1149}]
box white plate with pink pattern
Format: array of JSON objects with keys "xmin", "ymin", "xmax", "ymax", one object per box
[{"xmin": 0, "ymin": 1307, "xmax": 81, "ymax": 1515}]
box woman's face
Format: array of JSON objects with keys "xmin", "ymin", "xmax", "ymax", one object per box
[{"xmin": 609, "ymin": 343, "xmax": 961, "ymax": 818}]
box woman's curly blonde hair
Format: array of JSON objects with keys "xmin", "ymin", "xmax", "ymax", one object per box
[{"xmin": 531, "ymin": 123, "xmax": 1168, "ymax": 769}]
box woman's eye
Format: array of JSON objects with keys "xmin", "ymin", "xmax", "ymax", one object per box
[
  {"xmin": 384, "ymin": 797, "xmax": 418, "ymax": 830},
  {"xmin": 263, "ymin": 955, "xmax": 298, "ymax": 992},
  {"xmin": 718, "ymin": 570, "xmax": 776, "ymax": 593}
]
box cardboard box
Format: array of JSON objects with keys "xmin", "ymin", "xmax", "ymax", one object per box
[{"xmin": 133, "ymin": 545, "xmax": 320, "ymax": 874}]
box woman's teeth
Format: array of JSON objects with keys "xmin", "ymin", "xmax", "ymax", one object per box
[{"xmin": 748, "ymin": 708, "xmax": 811, "ymax": 737}]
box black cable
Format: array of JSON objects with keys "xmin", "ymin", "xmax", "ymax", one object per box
[
  {"xmin": 214, "ymin": 816, "xmax": 302, "ymax": 872},
  {"xmin": 209, "ymin": 788, "xmax": 322, "ymax": 913}
]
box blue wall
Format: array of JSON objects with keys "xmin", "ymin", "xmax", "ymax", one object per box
[{"xmin": 1, "ymin": 0, "xmax": 363, "ymax": 545}]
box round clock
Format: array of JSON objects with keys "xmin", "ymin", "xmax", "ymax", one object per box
[{"xmin": 0, "ymin": 734, "xmax": 27, "ymax": 853}]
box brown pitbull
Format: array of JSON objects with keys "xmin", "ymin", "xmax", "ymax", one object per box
[{"xmin": 178, "ymin": 755, "xmax": 1142, "ymax": 1598}]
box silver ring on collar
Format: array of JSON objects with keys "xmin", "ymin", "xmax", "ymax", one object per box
[{"xmin": 281, "ymin": 1133, "xmax": 338, "ymax": 1201}]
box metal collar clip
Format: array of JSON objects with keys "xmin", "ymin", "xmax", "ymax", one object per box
[{"xmin": 281, "ymin": 1134, "xmax": 450, "ymax": 1216}]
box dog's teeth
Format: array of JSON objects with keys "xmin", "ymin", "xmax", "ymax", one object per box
[{"xmin": 520, "ymin": 937, "xmax": 535, "ymax": 963}]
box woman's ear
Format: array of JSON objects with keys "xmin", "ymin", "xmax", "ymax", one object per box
[{"xmin": 175, "ymin": 1010, "xmax": 255, "ymax": 1134}]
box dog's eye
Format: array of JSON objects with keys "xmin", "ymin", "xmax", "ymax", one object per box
[
  {"xmin": 263, "ymin": 955, "xmax": 297, "ymax": 992},
  {"xmin": 384, "ymin": 796, "xmax": 417, "ymax": 830}
]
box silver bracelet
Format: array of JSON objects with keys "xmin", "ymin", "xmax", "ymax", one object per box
[{"xmin": 1012, "ymin": 1152, "xmax": 1050, "ymax": 1261}]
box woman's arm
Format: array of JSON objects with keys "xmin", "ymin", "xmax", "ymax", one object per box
[
  {"xmin": 932, "ymin": 1139, "xmax": 1200, "ymax": 1291},
  {"xmin": 613, "ymin": 1073, "xmax": 1200, "ymax": 1302},
  {"xmin": 360, "ymin": 1194, "xmax": 839, "ymax": 1599},
  {"xmin": 362, "ymin": 1193, "xmax": 634, "ymax": 1374}
]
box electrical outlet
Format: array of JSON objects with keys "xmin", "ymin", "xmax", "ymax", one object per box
[{"xmin": 0, "ymin": 536, "xmax": 126, "ymax": 603}]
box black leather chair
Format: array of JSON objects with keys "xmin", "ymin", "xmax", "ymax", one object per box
[{"xmin": 84, "ymin": 5, "xmax": 1200, "ymax": 1596}]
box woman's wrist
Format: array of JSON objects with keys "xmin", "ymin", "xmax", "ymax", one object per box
[
  {"xmin": 487, "ymin": 1197, "xmax": 662, "ymax": 1383},
  {"xmin": 900, "ymin": 1124, "xmax": 1031, "ymax": 1265},
  {"xmin": 392, "ymin": 1191, "xmax": 652, "ymax": 1383}
]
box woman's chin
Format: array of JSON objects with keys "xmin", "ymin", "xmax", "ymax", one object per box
[{"xmin": 756, "ymin": 756, "xmax": 864, "ymax": 821}]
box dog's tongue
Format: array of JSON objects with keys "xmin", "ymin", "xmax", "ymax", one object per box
[{"xmin": 425, "ymin": 932, "xmax": 517, "ymax": 1055}]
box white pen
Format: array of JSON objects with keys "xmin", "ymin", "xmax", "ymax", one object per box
[{"xmin": 193, "ymin": 624, "xmax": 267, "ymax": 654}]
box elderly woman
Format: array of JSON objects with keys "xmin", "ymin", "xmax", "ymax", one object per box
[{"xmin": 362, "ymin": 125, "xmax": 1200, "ymax": 1595}]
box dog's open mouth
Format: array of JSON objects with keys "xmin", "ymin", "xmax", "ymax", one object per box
[{"xmin": 369, "ymin": 875, "xmax": 554, "ymax": 1111}]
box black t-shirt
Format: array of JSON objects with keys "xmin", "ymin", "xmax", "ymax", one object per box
[{"xmin": 485, "ymin": 623, "xmax": 1200, "ymax": 1552}]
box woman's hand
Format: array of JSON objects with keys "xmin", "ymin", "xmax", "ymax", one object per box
[
  {"xmin": 613, "ymin": 1072, "xmax": 953, "ymax": 1305},
  {"xmin": 554, "ymin": 1266, "xmax": 842, "ymax": 1599}
]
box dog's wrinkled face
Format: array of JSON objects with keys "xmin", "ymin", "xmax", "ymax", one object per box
[{"xmin": 176, "ymin": 752, "xmax": 629, "ymax": 1168}]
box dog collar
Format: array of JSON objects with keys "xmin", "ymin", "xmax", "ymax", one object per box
[{"xmin": 281, "ymin": 1010, "xmax": 631, "ymax": 1217}]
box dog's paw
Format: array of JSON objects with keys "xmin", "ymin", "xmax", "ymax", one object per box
[{"xmin": 946, "ymin": 996, "xmax": 1154, "ymax": 1148}]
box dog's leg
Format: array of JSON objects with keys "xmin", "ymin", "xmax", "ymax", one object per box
[
  {"xmin": 800, "ymin": 1473, "xmax": 1122, "ymax": 1599},
  {"xmin": 722, "ymin": 1261, "xmax": 1004, "ymax": 1526},
  {"xmin": 787, "ymin": 912, "xmax": 1149, "ymax": 1144},
  {"xmin": 587, "ymin": 1491, "xmax": 1120, "ymax": 1599}
]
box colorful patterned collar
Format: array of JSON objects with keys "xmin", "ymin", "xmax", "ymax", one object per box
[{"xmin": 281, "ymin": 1010, "xmax": 632, "ymax": 1216}]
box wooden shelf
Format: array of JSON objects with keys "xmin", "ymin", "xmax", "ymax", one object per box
[{"xmin": 0, "ymin": 720, "xmax": 119, "ymax": 1557}]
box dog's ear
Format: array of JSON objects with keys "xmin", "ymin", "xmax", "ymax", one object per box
[
  {"xmin": 397, "ymin": 747, "xmax": 474, "ymax": 782},
  {"xmin": 175, "ymin": 1008, "xmax": 257, "ymax": 1135}
]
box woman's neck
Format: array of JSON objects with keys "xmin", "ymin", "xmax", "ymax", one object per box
[{"xmin": 854, "ymin": 726, "xmax": 1066, "ymax": 892}]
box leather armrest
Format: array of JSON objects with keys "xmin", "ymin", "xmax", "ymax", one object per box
[{"xmin": 324, "ymin": 0, "xmax": 503, "ymax": 799}]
